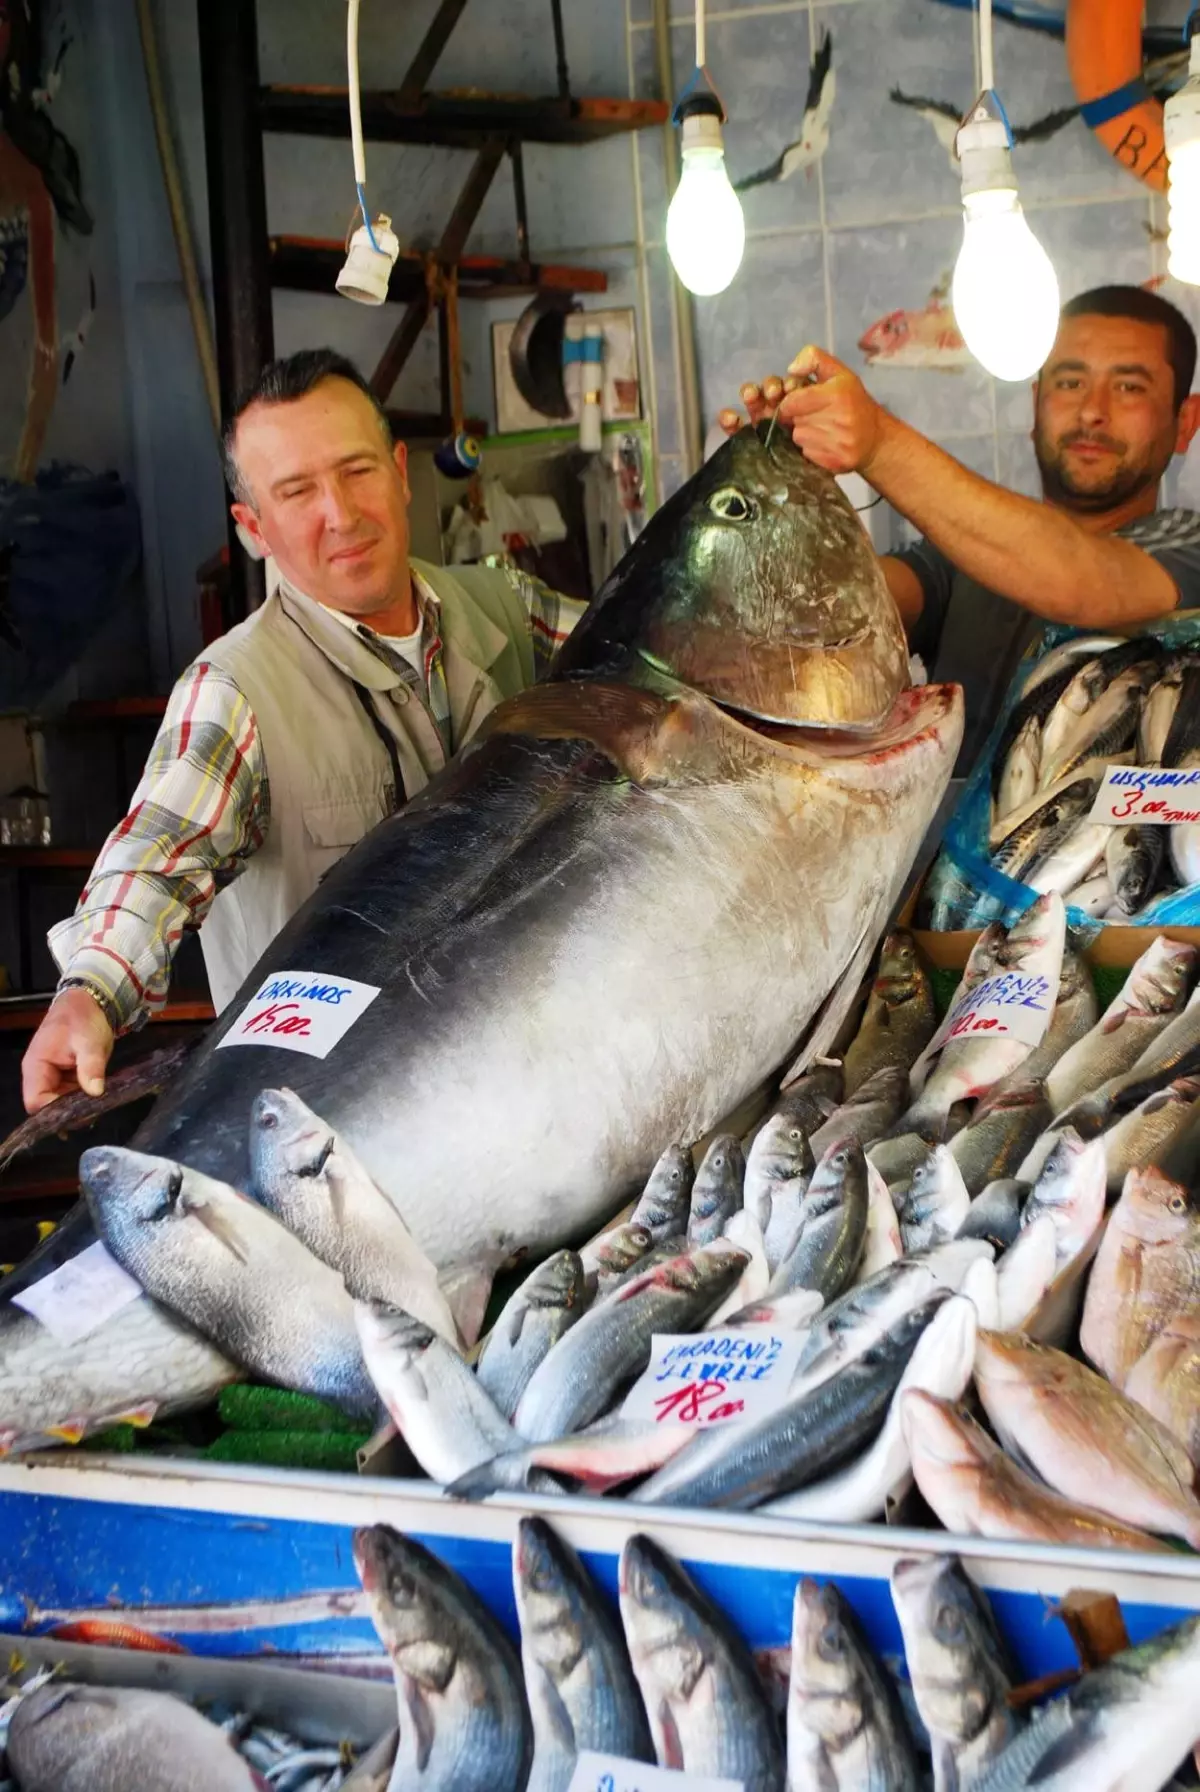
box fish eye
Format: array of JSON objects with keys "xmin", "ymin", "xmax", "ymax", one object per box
[
  {"xmin": 149, "ymin": 1167, "xmax": 184, "ymax": 1222},
  {"xmin": 788, "ymin": 1126, "xmax": 804, "ymax": 1142},
  {"xmin": 936, "ymin": 1602, "xmax": 965, "ymax": 1640},
  {"xmin": 1170, "ymin": 1194, "xmax": 1188, "ymax": 1214},
  {"xmin": 708, "ymin": 486, "xmax": 757, "ymax": 523},
  {"xmin": 818, "ymin": 1623, "xmax": 846, "ymax": 1661}
]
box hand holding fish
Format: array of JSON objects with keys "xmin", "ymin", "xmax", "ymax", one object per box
[
  {"xmin": 21, "ymin": 986, "xmax": 114, "ymax": 1113},
  {"xmin": 719, "ymin": 346, "xmax": 885, "ymax": 475}
]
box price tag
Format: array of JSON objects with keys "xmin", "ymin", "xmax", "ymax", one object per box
[
  {"xmin": 567, "ymin": 1752, "xmax": 743, "ymax": 1792},
  {"xmin": 1088, "ymin": 765, "xmax": 1200, "ymax": 826},
  {"xmin": 13, "ymin": 1241, "xmax": 143, "ymax": 1347},
  {"xmin": 919, "ymin": 965, "xmax": 1055, "ymax": 1065},
  {"xmin": 622, "ymin": 1330, "xmax": 805, "ymax": 1430},
  {"xmin": 218, "ymin": 970, "xmax": 380, "ymax": 1059}
]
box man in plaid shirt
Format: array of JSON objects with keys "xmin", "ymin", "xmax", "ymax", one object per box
[{"xmin": 22, "ymin": 349, "xmax": 585, "ymax": 1113}]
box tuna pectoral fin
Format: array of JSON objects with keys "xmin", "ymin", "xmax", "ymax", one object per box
[
  {"xmin": 439, "ymin": 1265, "xmax": 494, "ymax": 1349},
  {"xmin": 479, "ymin": 681, "xmax": 674, "ymax": 781}
]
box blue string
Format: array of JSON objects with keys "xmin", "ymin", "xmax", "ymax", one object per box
[
  {"xmin": 985, "ymin": 87, "xmax": 1016, "ymax": 147},
  {"xmin": 355, "ymin": 183, "xmax": 381, "ymax": 252}
]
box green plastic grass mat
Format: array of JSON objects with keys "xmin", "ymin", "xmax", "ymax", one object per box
[
  {"xmin": 203, "ymin": 1429, "xmax": 368, "ymax": 1472},
  {"xmin": 217, "ymin": 1383, "xmax": 351, "ymax": 1434}
]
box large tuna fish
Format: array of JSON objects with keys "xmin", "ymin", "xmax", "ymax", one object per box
[{"xmin": 0, "ymin": 424, "xmax": 961, "ymax": 1451}]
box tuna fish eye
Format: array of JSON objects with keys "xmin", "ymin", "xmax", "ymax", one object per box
[
  {"xmin": 1170, "ymin": 1194, "xmax": 1188, "ymax": 1214},
  {"xmin": 708, "ymin": 486, "xmax": 757, "ymax": 523}
]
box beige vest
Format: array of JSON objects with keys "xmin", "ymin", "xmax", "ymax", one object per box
[{"xmin": 198, "ymin": 559, "xmax": 538, "ymax": 1013}]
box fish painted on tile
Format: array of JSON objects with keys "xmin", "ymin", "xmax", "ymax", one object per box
[{"xmin": 858, "ymin": 285, "xmax": 973, "ymax": 371}]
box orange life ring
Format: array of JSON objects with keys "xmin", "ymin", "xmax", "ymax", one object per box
[{"xmin": 1066, "ymin": 0, "xmax": 1168, "ymax": 191}]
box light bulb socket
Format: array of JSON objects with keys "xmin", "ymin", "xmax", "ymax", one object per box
[
  {"xmin": 336, "ymin": 213, "xmax": 401, "ymax": 305},
  {"xmin": 1166, "ymin": 71, "xmax": 1200, "ymax": 157},
  {"xmin": 672, "ymin": 65, "xmax": 727, "ymax": 130},
  {"xmin": 956, "ymin": 91, "xmax": 1017, "ymax": 198}
]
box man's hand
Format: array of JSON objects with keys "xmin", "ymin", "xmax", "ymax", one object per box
[
  {"xmin": 718, "ymin": 346, "xmax": 886, "ymax": 476},
  {"xmin": 22, "ymin": 988, "xmax": 115, "ymax": 1114}
]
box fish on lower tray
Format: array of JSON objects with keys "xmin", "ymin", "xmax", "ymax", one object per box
[
  {"xmin": 628, "ymin": 1142, "xmax": 695, "ymax": 1240},
  {"xmin": 744, "ymin": 1099, "xmax": 816, "ymax": 1238},
  {"xmin": 514, "ymin": 1515, "xmax": 653, "ymax": 1791},
  {"xmin": 355, "ymin": 1523, "xmax": 533, "ymax": 1792},
  {"xmin": 891, "ymin": 1553, "xmax": 1024, "ymax": 1792},
  {"xmin": 4, "ymin": 1682, "xmax": 264, "ymax": 1792},
  {"xmin": 896, "ymin": 1145, "xmax": 971, "ymax": 1252},
  {"xmin": 787, "ymin": 1577, "xmax": 921, "ymax": 1792},
  {"xmin": 765, "ymin": 1138, "xmax": 868, "ymax": 1301},
  {"xmin": 686, "ymin": 1133, "xmax": 745, "ymax": 1247},
  {"xmin": 475, "ymin": 1249, "xmax": 588, "ymax": 1421},
  {"xmin": 80, "ymin": 1145, "xmax": 377, "ymax": 1419},
  {"xmin": 619, "ymin": 1533, "xmax": 785, "ymax": 1792}
]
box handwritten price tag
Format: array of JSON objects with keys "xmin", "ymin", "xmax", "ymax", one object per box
[
  {"xmin": 920, "ymin": 965, "xmax": 1054, "ymax": 1062},
  {"xmin": 217, "ymin": 970, "xmax": 380, "ymax": 1060},
  {"xmin": 622, "ymin": 1330, "xmax": 805, "ymax": 1430},
  {"xmin": 1089, "ymin": 765, "xmax": 1200, "ymax": 826},
  {"xmin": 567, "ymin": 1752, "xmax": 743, "ymax": 1792}
]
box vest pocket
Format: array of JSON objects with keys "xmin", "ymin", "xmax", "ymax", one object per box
[{"xmin": 302, "ymin": 794, "xmax": 388, "ymax": 849}]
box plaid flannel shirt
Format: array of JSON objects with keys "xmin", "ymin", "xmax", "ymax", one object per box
[{"xmin": 51, "ymin": 565, "xmax": 584, "ymax": 1032}]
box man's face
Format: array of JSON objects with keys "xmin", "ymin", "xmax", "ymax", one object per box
[
  {"xmin": 1033, "ymin": 313, "xmax": 1192, "ymax": 513},
  {"xmin": 229, "ymin": 377, "xmax": 411, "ymax": 615}
]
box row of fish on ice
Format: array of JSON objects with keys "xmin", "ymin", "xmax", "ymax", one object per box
[
  {"xmin": 922, "ymin": 631, "xmax": 1200, "ymax": 929},
  {"xmin": 9, "ymin": 1517, "xmax": 1200, "ymax": 1792}
]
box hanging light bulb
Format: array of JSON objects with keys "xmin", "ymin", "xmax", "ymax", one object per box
[
  {"xmin": 1166, "ymin": 18, "xmax": 1200, "ymax": 286},
  {"xmin": 665, "ymin": 2, "xmax": 744, "ymax": 297},
  {"xmin": 952, "ymin": 95, "xmax": 1060, "ymax": 381}
]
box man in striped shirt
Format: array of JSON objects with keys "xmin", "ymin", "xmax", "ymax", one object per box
[{"xmin": 22, "ymin": 348, "xmax": 585, "ymax": 1113}]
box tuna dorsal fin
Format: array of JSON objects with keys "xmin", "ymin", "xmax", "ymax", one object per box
[{"xmin": 479, "ymin": 680, "xmax": 676, "ymax": 782}]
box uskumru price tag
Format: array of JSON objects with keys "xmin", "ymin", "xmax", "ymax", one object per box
[
  {"xmin": 1088, "ymin": 764, "xmax": 1200, "ymax": 826},
  {"xmin": 621, "ymin": 1329, "xmax": 805, "ymax": 1431},
  {"xmin": 567, "ymin": 1750, "xmax": 743, "ymax": 1792}
]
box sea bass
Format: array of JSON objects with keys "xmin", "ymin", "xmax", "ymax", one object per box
[
  {"xmin": 891, "ymin": 1554, "xmax": 1022, "ymax": 1792},
  {"xmin": 476, "ymin": 1250, "xmax": 588, "ymax": 1420},
  {"xmin": 249, "ymin": 1086, "xmax": 460, "ymax": 1344},
  {"xmin": 619, "ymin": 1533, "xmax": 784, "ymax": 1791},
  {"xmin": 1046, "ymin": 935, "xmax": 1196, "ymax": 1118},
  {"xmin": 355, "ymin": 1524, "xmax": 532, "ymax": 1792},
  {"xmin": 514, "ymin": 1516, "xmax": 652, "ymax": 1791},
  {"xmin": 786, "ymin": 1578, "xmax": 920, "ymax": 1791},
  {"xmin": 81, "ymin": 1146, "xmax": 375, "ymax": 1417},
  {"xmin": 0, "ymin": 427, "xmax": 959, "ymax": 1451},
  {"xmin": 842, "ymin": 928, "xmax": 935, "ymax": 1096}
]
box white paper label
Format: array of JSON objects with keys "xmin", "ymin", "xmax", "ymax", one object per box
[
  {"xmin": 13, "ymin": 1240, "xmax": 143, "ymax": 1346},
  {"xmin": 1088, "ymin": 765, "xmax": 1200, "ymax": 826},
  {"xmin": 920, "ymin": 965, "xmax": 1055, "ymax": 1061},
  {"xmin": 568, "ymin": 1753, "xmax": 742, "ymax": 1792},
  {"xmin": 217, "ymin": 970, "xmax": 380, "ymax": 1059},
  {"xmin": 622, "ymin": 1330, "xmax": 805, "ymax": 1430}
]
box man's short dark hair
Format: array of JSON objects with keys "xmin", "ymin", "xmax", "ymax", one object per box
[
  {"xmin": 1059, "ymin": 285, "xmax": 1197, "ymax": 410},
  {"xmin": 220, "ymin": 348, "xmax": 393, "ymax": 505}
]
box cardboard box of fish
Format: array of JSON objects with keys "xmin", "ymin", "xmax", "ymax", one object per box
[
  {"xmin": 920, "ymin": 619, "xmax": 1200, "ymax": 933},
  {"xmin": 5, "ymin": 1513, "xmax": 1200, "ymax": 1792}
]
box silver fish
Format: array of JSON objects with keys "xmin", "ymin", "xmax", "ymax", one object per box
[
  {"xmin": 634, "ymin": 1295, "xmax": 941, "ymax": 1509},
  {"xmin": 1046, "ymin": 936, "xmax": 1197, "ymax": 1119},
  {"xmin": 898, "ymin": 1146, "xmax": 971, "ymax": 1252},
  {"xmin": 983, "ymin": 951, "xmax": 1098, "ymax": 1100},
  {"xmin": 629, "ymin": 1143, "xmax": 695, "ymax": 1241},
  {"xmin": 957, "ymin": 1180, "xmax": 1025, "ymax": 1251},
  {"xmin": 476, "ymin": 1250, "xmax": 588, "ymax": 1421},
  {"xmin": 1101, "ymin": 1073, "xmax": 1200, "ymax": 1197},
  {"xmin": 744, "ymin": 1099, "xmax": 815, "ymax": 1235},
  {"xmin": 81, "ymin": 1146, "xmax": 375, "ymax": 1417},
  {"xmin": 1040, "ymin": 661, "xmax": 1158, "ymax": 789},
  {"xmin": 580, "ymin": 1222, "xmax": 656, "ymax": 1298},
  {"xmin": 514, "ymin": 1516, "xmax": 653, "ymax": 1791},
  {"xmin": 355, "ymin": 1303, "xmax": 519, "ymax": 1484},
  {"xmin": 810, "ymin": 1066, "xmax": 910, "ymax": 1159},
  {"xmin": 773, "ymin": 1062, "xmax": 845, "ymax": 1132},
  {"xmin": 249, "ymin": 1087, "xmax": 460, "ymax": 1345},
  {"xmin": 842, "ymin": 929, "xmax": 935, "ymax": 1098},
  {"xmin": 5, "ymin": 1683, "xmax": 262, "ymax": 1791},
  {"xmin": 949, "ymin": 1084, "xmax": 1052, "ymax": 1197},
  {"xmin": 513, "ymin": 1241, "xmax": 747, "ymax": 1443},
  {"xmin": 687, "ymin": 1134, "xmax": 745, "ymax": 1246},
  {"xmin": 449, "ymin": 1402, "xmax": 696, "ymax": 1499},
  {"xmin": 762, "ymin": 1174, "xmax": 811, "ymax": 1275},
  {"xmin": 1139, "ymin": 658, "xmax": 1190, "ymax": 764},
  {"xmin": 994, "ymin": 712, "xmax": 1042, "ymax": 825},
  {"xmin": 991, "ymin": 781, "xmax": 1100, "ymax": 885},
  {"xmin": 1020, "ymin": 1130, "xmax": 1107, "ymax": 1269},
  {"xmin": 890, "ymin": 1554, "xmax": 1022, "ymax": 1792},
  {"xmin": 619, "ymin": 1533, "xmax": 785, "ymax": 1791},
  {"xmin": 1064, "ymin": 981, "xmax": 1200, "ymax": 1137},
  {"xmin": 787, "ymin": 1578, "xmax": 920, "ymax": 1792},
  {"xmin": 355, "ymin": 1523, "xmax": 532, "ymax": 1792},
  {"xmin": 767, "ymin": 1139, "xmax": 868, "ymax": 1301},
  {"xmin": 1025, "ymin": 819, "xmax": 1110, "ymax": 898},
  {"xmin": 972, "ymin": 1613, "xmax": 1200, "ymax": 1792}
]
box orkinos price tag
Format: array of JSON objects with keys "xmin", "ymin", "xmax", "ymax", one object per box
[
  {"xmin": 567, "ymin": 1752, "xmax": 743, "ymax": 1792},
  {"xmin": 1088, "ymin": 765, "xmax": 1200, "ymax": 826},
  {"xmin": 622, "ymin": 1330, "xmax": 805, "ymax": 1430},
  {"xmin": 218, "ymin": 970, "xmax": 381, "ymax": 1059}
]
